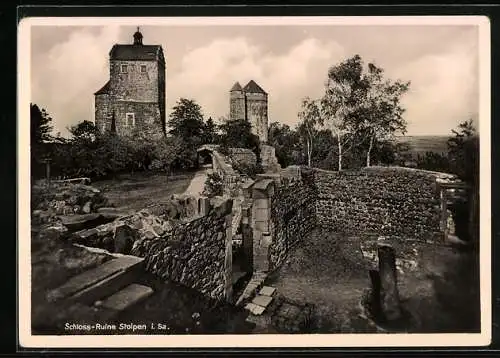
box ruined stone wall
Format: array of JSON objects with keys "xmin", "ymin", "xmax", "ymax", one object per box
[
  {"xmin": 260, "ymin": 144, "xmax": 282, "ymax": 173},
  {"xmin": 314, "ymin": 166, "xmax": 442, "ymax": 241},
  {"xmin": 109, "ymin": 60, "xmax": 159, "ymax": 102},
  {"xmin": 229, "ymin": 90, "xmax": 246, "ymax": 121},
  {"xmin": 94, "ymin": 94, "xmax": 110, "ymax": 133},
  {"xmin": 97, "ymin": 59, "xmax": 165, "ymax": 137},
  {"xmin": 111, "ymin": 101, "xmax": 163, "ymax": 140},
  {"xmin": 228, "ymin": 148, "xmax": 257, "ymax": 168},
  {"xmin": 130, "ymin": 199, "xmax": 233, "ymax": 301},
  {"xmin": 245, "ymin": 92, "xmax": 268, "ymax": 143},
  {"xmin": 268, "ymin": 169, "xmax": 317, "ymax": 270}
]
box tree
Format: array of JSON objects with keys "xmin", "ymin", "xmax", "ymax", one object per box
[
  {"xmin": 297, "ymin": 98, "xmax": 321, "ymax": 167},
  {"xmin": 167, "ymin": 98, "xmax": 205, "ymax": 140},
  {"xmin": 358, "ymin": 63, "xmax": 410, "ymax": 167},
  {"xmin": 268, "ymin": 122, "xmax": 300, "ymax": 167},
  {"xmin": 320, "ymin": 55, "xmax": 367, "ymax": 171},
  {"xmin": 30, "ymin": 104, "xmax": 55, "ymax": 179},
  {"xmin": 447, "ymin": 119, "xmax": 479, "ymax": 243},
  {"xmin": 68, "ymin": 120, "xmax": 99, "ymax": 142},
  {"xmin": 447, "ymin": 119, "xmax": 478, "ymax": 182},
  {"xmin": 203, "ymin": 116, "xmax": 218, "ymax": 144},
  {"xmin": 219, "ymin": 118, "xmax": 260, "ymax": 155},
  {"xmin": 31, "ymin": 103, "xmax": 53, "ymax": 146}
]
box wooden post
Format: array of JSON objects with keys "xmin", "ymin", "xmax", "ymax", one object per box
[
  {"xmin": 42, "ymin": 157, "xmax": 52, "ymax": 188},
  {"xmin": 378, "ymin": 243, "xmax": 402, "ymax": 322}
]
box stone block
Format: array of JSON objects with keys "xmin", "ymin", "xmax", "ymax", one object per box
[
  {"xmin": 259, "ymin": 286, "xmax": 276, "ymax": 297},
  {"xmin": 60, "ymin": 213, "xmax": 105, "ymax": 233},
  {"xmin": 100, "ymin": 283, "xmax": 154, "ymax": 311},
  {"xmin": 114, "ymin": 224, "xmax": 138, "ymax": 255},
  {"xmin": 261, "ymin": 234, "xmax": 272, "ymax": 248},
  {"xmin": 244, "ymin": 302, "xmax": 266, "ymax": 315},
  {"xmin": 254, "ymin": 208, "xmax": 269, "ymax": 222},
  {"xmin": 198, "ymin": 197, "xmax": 211, "ymax": 216},
  {"xmin": 252, "ymin": 294, "xmax": 273, "ymax": 308},
  {"xmin": 254, "ymin": 221, "xmax": 269, "ymax": 233}
]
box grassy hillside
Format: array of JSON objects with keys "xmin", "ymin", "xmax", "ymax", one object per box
[{"xmin": 395, "ymin": 135, "xmax": 450, "ymax": 157}]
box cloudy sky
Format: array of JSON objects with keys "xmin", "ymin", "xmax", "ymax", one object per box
[{"xmin": 30, "ymin": 22, "xmax": 479, "ymax": 137}]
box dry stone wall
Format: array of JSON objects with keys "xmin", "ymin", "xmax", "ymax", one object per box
[
  {"xmin": 269, "ymin": 171, "xmax": 317, "ymax": 270},
  {"xmin": 132, "ymin": 199, "xmax": 233, "ymax": 301},
  {"xmin": 314, "ymin": 167, "xmax": 443, "ymax": 241},
  {"xmin": 69, "ymin": 196, "xmax": 234, "ymax": 302}
]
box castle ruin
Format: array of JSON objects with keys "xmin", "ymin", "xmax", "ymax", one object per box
[
  {"xmin": 94, "ymin": 28, "xmax": 166, "ymax": 139},
  {"xmin": 229, "ymin": 80, "xmax": 269, "ymax": 143}
]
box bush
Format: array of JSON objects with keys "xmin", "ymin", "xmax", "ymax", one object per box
[
  {"xmin": 231, "ymin": 161, "xmax": 264, "ymax": 179},
  {"xmin": 416, "ymin": 151, "xmax": 451, "ymax": 173},
  {"xmin": 202, "ymin": 172, "xmax": 224, "ymax": 197}
]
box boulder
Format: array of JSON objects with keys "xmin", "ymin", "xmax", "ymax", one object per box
[
  {"xmin": 114, "ymin": 224, "xmax": 139, "ymax": 255},
  {"xmin": 60, "ymin": 213, "xmax": 106, "ymax": 233},
  {"xmin": 82, "ymin": 201, "xmax": 92, "ymax": 214}
]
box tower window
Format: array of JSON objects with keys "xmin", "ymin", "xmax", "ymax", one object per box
[
  {"xmin": 140, "ymin": 65, "xmax": 147, "ymax": 73},
  {"xmin": 125, "ymin": 113, "xmax": 135, "ymax": 127},
  {"xmin": 121, "ymin": 64, "xmax": 128, "ymax": 73}
]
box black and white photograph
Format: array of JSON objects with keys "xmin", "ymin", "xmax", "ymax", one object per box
[{"xmin": 18, "ymin": 15, "xmax": 491, "ymax": 348}]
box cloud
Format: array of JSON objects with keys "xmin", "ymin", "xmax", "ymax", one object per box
[
  {"xmin": 31, "ymin": 26, "xmax": 121, "ymax": 136},
  {"xmin": 30, "ymin": 25, "xmax": 479, "ymax": 137},
  {"xmin": 392, "ymin": 39, "xmax": 478, "ymax": 135},
  {"xmin": 168, "ymin": 37, "xmax": 345, "ymax": 126}
]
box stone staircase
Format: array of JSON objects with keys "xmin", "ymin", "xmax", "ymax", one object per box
[
  {"xmin": 235, "ymin": 271, "xmax": 268, "ymax": 307},
  {"xmin": 47, "ymin": 254, "xmax": 154, "ymax": 321},
  {"xmin": 244, "ymin": 285, "xmax": 277, "ymax": 315}
]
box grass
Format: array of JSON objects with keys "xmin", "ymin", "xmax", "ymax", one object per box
[{"xmin": 92, "ymin": 171, "xmax": 195, "ymax": 212}]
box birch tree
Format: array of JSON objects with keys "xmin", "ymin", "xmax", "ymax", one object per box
[
  {"xmin": 297, "ymin": 97, "xmax": 321, "ymax": 167},
  {"xmin": 320, "ymin": 55, "xmax": 366, "ymax": 171},
  {"xmin": 360, "ymin": 63, "xmax": 410, "ymax": 167}
]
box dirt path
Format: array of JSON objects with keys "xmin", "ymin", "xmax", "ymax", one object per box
[{"xmin": 183, "ymin": 168, "xmax": 211, "ymax": 196}]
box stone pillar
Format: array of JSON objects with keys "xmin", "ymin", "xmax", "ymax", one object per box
[
  {"xmin": 439, "ymin": 186, "xmax": 449, "ymax": 239},
  {"xmin": 251, "ymin": 179, "xmax": 275, "ymax": 273},
  {"xmin": 241, "ymin": 204, "xmax": 254, "ymax": 272},
  {"xmin": 223, "ymin": 207, "xmax": 233, "ymax": 302},
  {"xmin": 198, "ymin": 197, "xmax": 211, "ymax": 216},
  {"xmin": 378, "ymin": 244, "xmax": 402, "ymax": 322}
]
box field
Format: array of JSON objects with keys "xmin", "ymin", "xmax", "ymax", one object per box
[
  {"xmin": 395, "ymin": 135, "xmax": 450, "ymax": 156},
  {"xmin": 92, "ymin": 171, "xmax": 195, "ymax": 212}
]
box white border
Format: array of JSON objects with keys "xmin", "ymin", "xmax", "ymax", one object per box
[{"xmin": 18, "ymin": 15, "xmax": 492, "ymax": 348}]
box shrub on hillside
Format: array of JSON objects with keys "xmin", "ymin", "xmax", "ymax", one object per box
[{"xmin": 202, "ymin": 172, "xmax": 223, "ymax": 197}]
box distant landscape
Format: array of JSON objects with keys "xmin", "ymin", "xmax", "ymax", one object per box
[{"xmin": 396, "ymin": 135, "xmax": 450, "ymax": 157}]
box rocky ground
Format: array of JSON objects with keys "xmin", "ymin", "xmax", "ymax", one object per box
[
  {"xmin": 30, "ymin": 171, "xmax": 253, "ymax": 335},
  {"xmin": 265, "ymin": 228, "xmax": 480, "ymax": 333}
]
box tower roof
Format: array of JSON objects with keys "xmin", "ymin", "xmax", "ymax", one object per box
[
  {"xmin": 243, "ymin": 80, "xmax": 267, "ymax": 94},
  {"xmin": 230, "ymin": 82, "xmax": 243, "ymax": 92},
  {"xmin": 109, "ymin": 44, "xmax": 164, "ymax": 62},
  {"xmin": 94, "ymin": 80, "xmax": 110, "ymax": 95},
  {"xmin": 109, "ymin": 28, "xmax": 164, "ymax": 63}
]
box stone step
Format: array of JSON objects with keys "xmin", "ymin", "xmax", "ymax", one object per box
[
  {"xmin": 235, "ymin": 271, "xmax": 268, "ymax": 307},
  {"xmin": 99, "ymin": 283, "xmax": 154, "ymax": 312},
  {"xmin": 47, "ymin": 255, "xmax": 145, "ymax": 305},
  {"xmin": 259, "ymin": 286, "xmax": 276, "ymax": 297},
  {"xmin": 252, "ymin": 294, "xmax": 273, "ymax": 308}
]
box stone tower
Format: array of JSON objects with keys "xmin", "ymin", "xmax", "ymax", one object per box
[
  {"xmin": 229, "ymin": 80, "xmax": 268, "ymax": 143},
  {"xmin": 229, "ymin": 82, "xmax": 246, "ymax": 121},
  {"xmin": 94, "ymin": 28, "xmax": 166, "ymax": 139}
]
